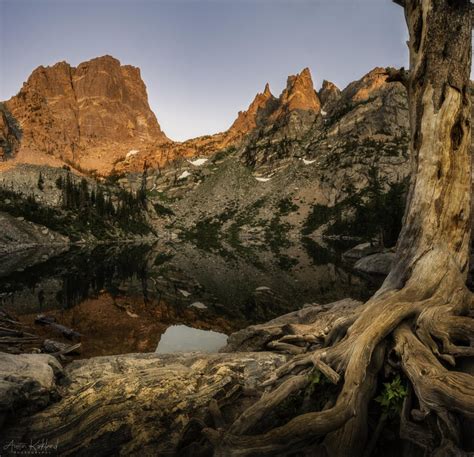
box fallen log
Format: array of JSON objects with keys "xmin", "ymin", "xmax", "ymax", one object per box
[
  {"xmin": 35, "ymin": 314, "xmax": 82, "ymax": 340},
  {"xmin": 0, "ymin": 351, "xmax": 287, "ymax": 456}
]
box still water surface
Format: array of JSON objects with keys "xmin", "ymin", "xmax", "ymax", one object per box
[{"xmin": 0, "ymin": 240, "xmax": 381, "ymax": 358}]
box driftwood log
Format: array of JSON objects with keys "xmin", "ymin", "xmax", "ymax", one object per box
[{"xmin": 0, "ymin": 350, "xmax": 287, "ymax": 456}]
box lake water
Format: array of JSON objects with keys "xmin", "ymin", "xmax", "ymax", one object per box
[{"xmin": 0, "ymin": 240, "xmax": 381, "ymax": 358}]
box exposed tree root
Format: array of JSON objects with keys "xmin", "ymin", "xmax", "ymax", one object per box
[
  {"xmin": 196, "ymin": 277, "xmax": 474, "ymax": 457},
  {"xmin": 394, "ymin": 323, "xmax": 474, "ymax": 418}
]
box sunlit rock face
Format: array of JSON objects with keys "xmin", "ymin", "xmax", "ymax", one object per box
[
  {"xmin": 226, "ymin": 83, "xmax": 278, "ymax": 142},
  {"xmin": 273, "ymin": 67, "xmax": 321, "ymax": 116},
  {"xmin": 4, "ymin": 55, "xmax": 169, "ymax": 173},
  {"xmin": 344, "ymin": 67, "xmax": 389, "ymax": 103},
  {"xmin": 1, "ymin": 59, "xmax": 330, "ymax": 175},
  {"xmin": 239, "ymin": 65, "xmax": 409, "ymax": 169}
]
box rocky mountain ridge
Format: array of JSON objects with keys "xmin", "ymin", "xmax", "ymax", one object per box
[
  {"xmin": 113, "ymin": 66, "xmax": 412, "ymax": 254},
  {"xmin": 1, "ymin": 57, "xmax": 419, "ymax": 257},
  {"xmin": 2, "ymin": 58, "xmax": 337, "ymax": 175},
  {"xmin": 115, "ymin": 67, "xmax": 325, "ymax": 173},
  {"xmin": 2, "ymin": 56, "xmax": 168, "ymax": 174}
]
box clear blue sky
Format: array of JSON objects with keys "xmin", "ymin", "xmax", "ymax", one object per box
[{"xmin": 1, "ymin": 0, "xmax": 409, "ymax": 141}]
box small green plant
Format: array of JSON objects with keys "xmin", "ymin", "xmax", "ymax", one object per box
[
  {"xmin": 375, "ymin": 375, "xmax": 408, "ymax": 418},
  {"xmin": 308, "ymin": 369, "xmax": 323, "ymax": 385},
  {"xmin": 306, "ymin": 369, "xmax": 330, "ymax": 394},
  {"xmin": 304, "ymin": 368, "xmax": 340, "ymax": 412}
]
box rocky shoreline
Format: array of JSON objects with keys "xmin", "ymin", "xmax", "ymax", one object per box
[{"xmin": 0, "ymin": 298, "xmax": 361, "ymax": 456}]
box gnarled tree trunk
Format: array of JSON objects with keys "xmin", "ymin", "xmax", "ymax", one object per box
[{"xmin": 385, "ymin": 0, "xmax": 472, "ymax": 296}]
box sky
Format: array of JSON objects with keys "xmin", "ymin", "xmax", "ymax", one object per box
[{"xmin": 0, "ymin": 0, "xmax": 410, "ymax": 141}]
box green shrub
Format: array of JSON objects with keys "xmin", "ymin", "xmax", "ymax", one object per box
[
  {"xmin": 375, "ymin": 375, "xmax": 408, "ymax": 418},
  {"xmin": 278, "ymin": 198, "xmax": 298, "ymax": 216}
]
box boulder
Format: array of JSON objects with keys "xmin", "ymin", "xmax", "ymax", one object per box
[
  {"xmin": 342, "ymin": 242, "xmax": 383, "ymax": 261},
  {"xmin": 0, "ymin": 352, "xmax": 63, "ymax": 427},
  {"xmin": 354, "ymin": 251, "xmax": 396, "ymax": 275}
]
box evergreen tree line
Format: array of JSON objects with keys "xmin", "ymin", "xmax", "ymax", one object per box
[
  {"xmin": 329, "ymin": 168, "xmax": 407, "ymax": 247},
  {"xmin": 55, "ymin": 173, "xmax": 147, "ymax": 222},
  {"xmin": 303, "ymin": 166, "xmax": 408, "ymax": 248}
]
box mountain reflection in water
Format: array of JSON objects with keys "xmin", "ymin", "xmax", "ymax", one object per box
[{"xmin": 0, "ymin": 241, "xmax": 381, "ymax": 359}]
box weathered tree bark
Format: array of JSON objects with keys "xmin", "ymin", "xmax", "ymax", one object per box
[{"xmin": 385, "ymin": 0, "xmax": 473, "ymax": 295}]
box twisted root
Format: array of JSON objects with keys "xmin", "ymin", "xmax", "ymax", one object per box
[{"xmin": 198, "ymin": 281, "xmax": 474, "ymax": 457}]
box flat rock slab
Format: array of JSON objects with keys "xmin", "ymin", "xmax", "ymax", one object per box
[
  {"xmin": 354, "ymin": 252, "xmax": 396, "ymax": 275},
  {"xmin": 0, "ymin": 351, "xmax": 287, "ymax": 456}
]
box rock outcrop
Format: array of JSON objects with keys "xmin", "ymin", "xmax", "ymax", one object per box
[
  {"xmin": 319, "ymin": 80, "xmax": 341, "ymax": 112},
  {"xmin": 272, "ymin": 68, "xmax": 321, "ymax": 118},
  {"xmin": 4, "ymin": 56, "xmax": 169, "ymax": 173},
  {"xmin": 226, "ymin": 83, "xmax": 278, "ymax": 143},
  {"xmin": 0, "ymin": 104, "xmax": 20, "ymax": 161}
]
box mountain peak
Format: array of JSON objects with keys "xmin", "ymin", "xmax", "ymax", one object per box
[
  {"xmin": 344, "ymin": 67, "xmax": 389, "ymax": 102},
  {"xmin": 227, "ymin": 83, "xmax": 277, "ymax": 139},
  {"xmin": 263, "ymin": 83, "xmax": 272, "ymax": 97},
  {"xmin": 78, "ymin": 54, "xmax": 122, "ymax": 67},
  {"xmin": 278, "ymin": 67, "xmax": 321, "ymax": 113},
  {"xmin": 319, "ymin": 80, "xmax": 341, "ymax": 107},
  {"xmin": 5, "ymin": 55, "xmax": 168, "ymax": 173},
  {"xmin": 299, "ymin": 67, "xmax": 312, "ymax": 78},
  {"xmin": 321, "ymin": 80, "xmax": 339, "ymax": 91}
]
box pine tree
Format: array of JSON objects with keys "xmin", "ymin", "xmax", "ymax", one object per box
[{"xmin": 37, "ymin": 172, "xmax": 45, "ymax": 191}]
